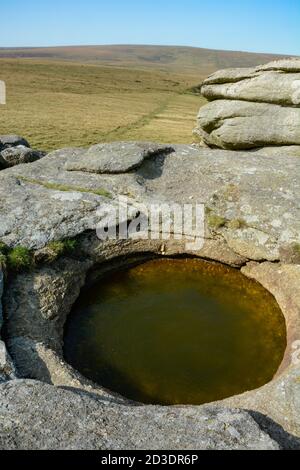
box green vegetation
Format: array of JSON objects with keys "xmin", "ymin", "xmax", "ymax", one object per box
[
  {"xmin": 0, "ymin": 242, "xmax": 9, "ymax": 255},
  {"xmin": 291, "ymin": 243, "xmax": 300, "ymax": 256},
  {"xmin": 0, "ymin": 254, "xmax": 6, "ymax": 265},
  {"xmin": 6, "ymin": 246, "xmax": 33, "ymax": 272},
  {"xmin": 0, "ymin": 253, "xmax": 7, "ymax": 269},
  {"xmin": 206, "ymin": 211, "xmax": 227, "ymax": 229},
  {"xmin": 48, "ymin": 239, "xmax": 77, "ymax": 255},
  {"xmin": 18, "ymin": 177, "xmax": 112, "ymax": 199},
  {"xmin": 44, "ymin": 239, "xmax": 78, "ymax": 263},
  {"xmin": 0, "ymin": 238, "xmax": 79, "ymax": 272},
  {"xmin": 227, "ymin": 219, "xmax": 248, "ymax": 230},
  {"xmin": 0, "ymin": 243, "xmax": 9, "ymax": 269},
  {"xmin": 293, "ymin": 243, "xmax": 300, "ymax": 254},
  {"xmin": 206, "ymin": 208, "xmax": 248, "ymax": 231}
]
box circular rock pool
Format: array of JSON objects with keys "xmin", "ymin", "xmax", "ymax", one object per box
[{"xmin": 64, "ymin": 258, "xmax": 287, "ymax": 405}]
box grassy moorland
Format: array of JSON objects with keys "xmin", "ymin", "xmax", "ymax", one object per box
[{"xmin": 0, "ymin": 45, "xmax": 287, "ymax": 151}]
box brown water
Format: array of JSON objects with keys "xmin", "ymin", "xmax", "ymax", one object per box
[{"xmin": 64, "ymin": 258, "xmax": 287, "ymax": 405}]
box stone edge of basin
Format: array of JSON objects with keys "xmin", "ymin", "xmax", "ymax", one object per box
[{"xmin": 2, "ymin": 234, "xmax": 300, "ymax": 441}]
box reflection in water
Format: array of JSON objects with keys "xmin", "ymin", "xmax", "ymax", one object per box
[{"xmin": 64, "ymin": 258, "xmax": 287, "ymax": 405}]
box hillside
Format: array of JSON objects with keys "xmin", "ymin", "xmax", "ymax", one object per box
[{"xmin": 0, "ymin": 44, "xmax": 291, "ymax": 74}]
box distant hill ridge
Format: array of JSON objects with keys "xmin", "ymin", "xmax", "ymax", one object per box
[{"xmin": 0, "ymin": 44, "xmax": 293, "ymax": 75}]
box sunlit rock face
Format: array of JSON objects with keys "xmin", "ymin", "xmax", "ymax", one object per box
[{"xmin": 195, "ymin": 58, "xmax": 300, "ymax": 152}]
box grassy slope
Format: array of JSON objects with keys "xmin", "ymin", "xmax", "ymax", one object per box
[{"xmin": 0, "ymin": 45, "xmax": 291, "ymax": 151}]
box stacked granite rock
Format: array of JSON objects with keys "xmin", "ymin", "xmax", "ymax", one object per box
[
  {"xmin": 194, "ymin": 58, "xmax": 300, "ymax": 155},
  {"xmin": 0, "ymin": 134, "xmax": 45, "ymax": 170}
]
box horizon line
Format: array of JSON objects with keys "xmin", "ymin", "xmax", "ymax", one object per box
[{"xmin": 0, "ymin": 43, "xmax": 297, "ymax": 58}]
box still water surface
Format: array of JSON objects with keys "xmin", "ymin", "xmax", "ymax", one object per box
[{"xmin": 64, "ymin": 258, "xmax": 286, "ymax": 405}]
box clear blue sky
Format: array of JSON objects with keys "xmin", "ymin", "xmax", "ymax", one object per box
[{"xmin": 0, "ymin": 0, "xmax": 299, "ymax": 55}]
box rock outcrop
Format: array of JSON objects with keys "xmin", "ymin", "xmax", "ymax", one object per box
[
  {"xmin": 0, "ymin": 135, "xmax": 45, "ymax": 170},
  {"xmin": 1, "ymin": 143, "xmax": 299, "ymax": 261},
  {"xmin": 196, "ymin": 99, "xmax": 300, "ymax": 150},
  {"xmin": 195, "ymin": 58, "xmax": 300, "ymax": 151},
  {"xmin": 65, "ymin": 142, "xmax": 174, "ymax": 174},
  {"xmin": 201, "ymin": 63, "xmax": 300, "ymax": 105},
  {"xmin": 0, "ymin": 140, "xmax": 299, "ymax": 450}
]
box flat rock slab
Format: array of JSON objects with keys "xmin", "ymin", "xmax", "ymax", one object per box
[
  {"xmin": 65, "ymin": 142, "xmax": 174, "ymax": 174},
  {"xmin": 252, "ymin": 146, "xmax": 300, "ymax": 157},
  {"xmin": 201, "ymin": 71, "xmax": 300, "ymax": 106},
  {"xmin": 0, "ymin": 174, "xmax": 111, "ymax": 249},
  {"xmin": 201, "ymin": 59, "xmax": 300, "ymax": 106},
  {"xmin": 258, "ymin": 59, "xmax": 300, "ymax": 72},
  {"xmin": 1, "ymin": 144, "xmax": 300, "ymax": 263},
  {"xmin": 196, "ymin": 100, "xmax": 300, "ymax": 149},
  {"xmin": 202, "ymin": 59, "xmax": 300, "ymax": 88},
  {"xmin": 0, "ymin": 380, "xmax": 281, "ymax": 450}
]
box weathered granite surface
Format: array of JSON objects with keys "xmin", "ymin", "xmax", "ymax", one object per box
[
  {"xmin": 1, "ymin": 143, "xmax": 299, "ymax": 262},
  {"xmin": 201, "ymin": 69, "xmax": 300, "ymax": 106},
  {"xmin": 217, "ymin": 262, "xmax": 300, "ymax": 438},
  {"xmin": 0, "ymin": 380, "xmax": 291, "ymax": 450},
  {"xmin": 196, "ymin": 100, "xmax": 300, "ymax": 150},
  {"xmin": 0, "ymin": 139, "xmax": 299, "ymax": 449},
  {"xmin": 252, "ymin": 146, "xmax": 300, "ymax": 157},
  {"xmin": 195, "ymin": 58, "xmax": 300, "ymax": 150},
  {"xmin": 65, "ymin": 142, "xmax": 174, "ymax": 174},
  {"xmin": 200, "ymin": 59, "xmax": 300, "ymax": 88}
]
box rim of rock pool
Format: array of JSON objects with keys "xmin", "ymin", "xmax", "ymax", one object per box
[
  {"xmin": 2, "ymin": 231, "xmax": 300, "ymax": 439},
  {"xmin": 63, "ymin": 256, "xmax": 287, "ymax": 406},
  {"xmin": 4, "ymin": 236, "xmax": 298, "ymax": 410}
]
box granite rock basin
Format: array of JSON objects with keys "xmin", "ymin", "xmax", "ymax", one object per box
[{"xmin": 64, "ymin": 258, "xmax": 287, "ymax": 405}]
